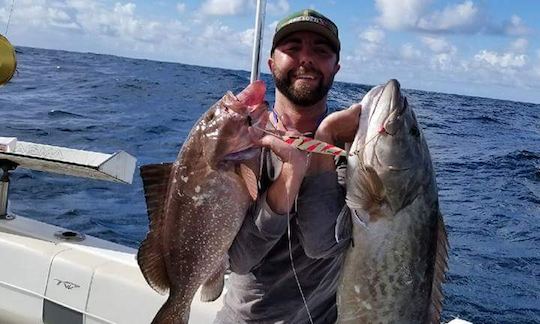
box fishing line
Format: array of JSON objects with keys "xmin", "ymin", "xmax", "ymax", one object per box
[
  {"xmin": 284, "ymin": 149, "xmax": 314, "ymax": 324},
  {"xmin": 350, "ymin": 130, "xmax": 382, "ymax": 157},
  {"xmin": 5, "ymin": 0, "xmax": 15, "ymax": 35}
]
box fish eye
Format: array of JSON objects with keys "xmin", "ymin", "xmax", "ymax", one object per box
[
  {"xmin": 206, "ymin": 111, "xmax": 215, "ymax": 122},
  {"xmin": 410, "ymin": 125, "xmax": 420, "ymax": 137}
]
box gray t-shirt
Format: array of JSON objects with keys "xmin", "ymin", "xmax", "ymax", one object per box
[{"xmin": 214, "ymin": 148, "xmax": 351, "ymax": 324}]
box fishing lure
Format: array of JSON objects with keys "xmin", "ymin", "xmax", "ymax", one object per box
[
  {"xmin": 282, "ymin": 134, "xmax": 347, "ymax": 157},
  {"xmin": 253, "ymin": 126, "xmax": 348, "ymax": 157}
]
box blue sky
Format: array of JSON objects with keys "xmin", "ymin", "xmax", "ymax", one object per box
[{"xmin": 1, "ymin": 0, "xmax": 539, "ymax": 103}]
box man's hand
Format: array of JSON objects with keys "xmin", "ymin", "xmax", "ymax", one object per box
[
  {"xmin": 247, "ymin": 112, "xmax": 310, "ymax": 214},
  {"xmin": 316, "ymin": 103, "xmax": 362, "ymax": 144},
  {"xmin": 248, "ymin": 112, "xmax": 309, "ymax": 167}
]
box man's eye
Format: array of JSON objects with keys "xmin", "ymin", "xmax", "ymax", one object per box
[
  {"xmin": 315, "ymin": 46, "xmax": 331, "ymax": 54},
  {"xmin": 285, "ymin": 45, "xmax": 300, "ymax": 51}
]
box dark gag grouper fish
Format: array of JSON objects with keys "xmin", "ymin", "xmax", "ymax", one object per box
[
  {"xmin": 137, "ymin": 81, "xmax": 268, "ymax": 324},
  {"xmin": 337, "ymin": 79, "xmax": 449, "ymax": 323}
]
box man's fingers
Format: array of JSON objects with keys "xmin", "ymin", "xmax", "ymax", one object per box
[
  {"xmin": 349, "ymin": 103, "xmax": 362, "ymax": 112},
  {"xmin": 248, "ymin": 127, "xmax": 264, "ymax": 145}
]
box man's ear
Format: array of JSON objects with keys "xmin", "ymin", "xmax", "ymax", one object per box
[
  {"xmin": 268, "ymin": 57, "xmax": 274, "ymax": 73},
  {"xmin": 334, "ymin": 63, "xmax": 341, "ymax": 74}
]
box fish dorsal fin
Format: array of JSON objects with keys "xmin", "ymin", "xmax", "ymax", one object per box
[
  {"xmin": 137, "ymin": 163, "xmax": 173, "ymax": 295},
  {"xmin": 239, "ymin": 158, "xmax": 260, "ymax": 201},
  {"xmin": 429, "ymin": 211, "xmax": 449, "ymax": 323}
]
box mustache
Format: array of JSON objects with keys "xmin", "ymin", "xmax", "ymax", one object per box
[{"xmin": 289, "ymin": 66, "xmax": 323, "ymax": 79}]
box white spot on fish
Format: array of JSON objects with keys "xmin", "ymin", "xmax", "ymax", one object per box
[
  {"xmin": 362, "ymin": 301, "xmax": 372, "ymax": 310},
  {"xmin": 354, "ymin": 285, "xmax": 360, "ymax": 294},
  {"xmin": 191, "ymin": 193, "xmax": 210, "ymax": 207},
  {"xmin": 181, "ymin": 176, "xmax": 189, "ymax": 183},
  {"xmin": 195, "ymin": 185, "xmax": 201, "ymax": 193}
]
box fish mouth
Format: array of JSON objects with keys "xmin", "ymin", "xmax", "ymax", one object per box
[
  {"xmin": 369, "ymin": 79, "xmax": 407, "ymax": 136},
  {"xmin": 224, "ymin": 147, "xmax": 259, "ymax": 160},
  {"xmin": 388, "ymin": 166, "xmax": 411, "ymax": 171}
]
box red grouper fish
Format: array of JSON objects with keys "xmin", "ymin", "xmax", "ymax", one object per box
[
  {"xmin": 337, "ymin": 79, "xmax": 449, "ymax": 324},
  {"xmin": 137, "ymin": 81, "xmax": 268, "ymax": 324}
]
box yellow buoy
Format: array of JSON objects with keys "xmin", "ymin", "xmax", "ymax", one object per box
[{"xmin": 0, "ymin": 34, "xmax": 17, "ymax": 85}]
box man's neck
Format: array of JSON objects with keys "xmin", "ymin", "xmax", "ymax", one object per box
[{"xmin": 273, "ymin": 91, "xmax": 328, "ymax": 134}]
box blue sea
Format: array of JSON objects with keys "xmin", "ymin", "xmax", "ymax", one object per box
[{"xmin": 1, "ymin": 47, "xmax": 539, "ymax": 323}]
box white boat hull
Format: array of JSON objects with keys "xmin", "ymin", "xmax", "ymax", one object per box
[{"xmin": 0, "ymin": 215, "xmax": 223, "ymax": 324}]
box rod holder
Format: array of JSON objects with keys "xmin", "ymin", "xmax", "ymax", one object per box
[{"xmin": 0, "ymin": 160, "xmax": 17, "ymax": 219}]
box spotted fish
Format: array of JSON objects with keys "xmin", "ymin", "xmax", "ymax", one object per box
[
  {"xmin": 137, "ymin": 81, "xmax": 268, "ymax": 324},
  {"xmin": 337, "ymin": 79, "xmax": 449, "ymax": 323}
]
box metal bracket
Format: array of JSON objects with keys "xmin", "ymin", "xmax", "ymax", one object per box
[{"xmin": 0, "ymin": 160, "xmax": 18, "ymax": 219}]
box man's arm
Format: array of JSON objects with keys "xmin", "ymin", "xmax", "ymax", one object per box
[
  {"xmin": 295, "ymin": 103, "xmax": 363, "ymax": 258},
  {"xmin": 228, "ymin": 120, "xmax": 312, "ymax": 274},
  {"xmin": 227, "ymin": 190, "xmax": 289, "ymax": 274}
]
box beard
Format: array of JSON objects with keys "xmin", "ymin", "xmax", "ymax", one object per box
[{"xmin": 272, "ymin": 66, "xmax": 334, "ymax": 107}]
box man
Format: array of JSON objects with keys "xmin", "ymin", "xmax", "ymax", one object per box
[{"xmin": 214, "ymin": 9, "xmax": 362, "ymax": 323}]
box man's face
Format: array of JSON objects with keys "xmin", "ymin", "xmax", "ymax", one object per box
[{"xmin": 269, "ymin": 31, "xmax": 340, "ymax": 107}]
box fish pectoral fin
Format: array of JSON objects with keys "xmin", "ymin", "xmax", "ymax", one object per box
[
  {"xmin": 200, "ymin": 260, "xmax": 227, "ymax": 302},
  {"xmin": 356, "ymin": 165, "xmax": 387, "ymax": 220},
  {"xmin": 238, "ymin": 159, "xmax": 260, "ymax": 201},
  {"xmin": 137, "ymin": 163, "xmax": 173, "ymax": 295}
]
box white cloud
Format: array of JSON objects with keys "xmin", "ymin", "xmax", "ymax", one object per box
[
  {"xmin": 421, "ymin": 36, "xmax": 456, "ymax": 54},
  {"xmin": 418, "ymin": 36, "xmax": 461, "ymax": 71},
  {"xmin": 239, "ymin": 28, "xmax": 254, "ymax": 47},
  {"xmin": 375, "ymin": 0, "xmax": 429, "ymax": 30},
  {"xmin": 47, "ymin": 7, "xmax": 80, "ymax": 30},
  {"xmin": 417, "ymin": 1, "xmax": 480, "ymax": 32},
  {"xmin": 503, "ymin": 15, "xmax": 529, "ymax": 36},
  {"xmin": 401, "ymin": 43, "xmax": 422, "ymax": 60},
  {"xmin": 176, "ymin": 3, "xmax": 186, "ymax": 14},
  {"xmin": 200, "ymin": 0, "xmax": 249, "ymax": 16},
  {"xmin": 268, "ymin": 20, "xmax": 279, "ymax": 30},
  {"xmin": 360, "ymin": 26, "xmax": 385, "ymax": 44},
  {"xmin": 355, "ymin": 26, "xmax": 386, "ymax": 59},
  {"xmin": 374, "ymin": 0, "xmax": 529, "ymax": 36},
  {"xmin": 510, "ymin": 38, "xmax": 528, "ymax": 53},
  {"xmin": 474, "ymin": 50, "xmax": 527, "ymax": 68},
  {"xmin": 267, "ymin": 0, "xmax": 289, "ymax": 15}
]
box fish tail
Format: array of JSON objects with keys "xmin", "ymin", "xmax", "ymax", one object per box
[
  {"xmin": 138, "ymin": 163, "xmax": 173, "ymax": 294},
  {"xmin": 428, "ymin": 211, "xmax": 449, "ymax": 324}
]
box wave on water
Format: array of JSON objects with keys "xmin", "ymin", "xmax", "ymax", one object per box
[{"xmin": 48, "ymin": 109, "xmax": 87, "ymax": 118}]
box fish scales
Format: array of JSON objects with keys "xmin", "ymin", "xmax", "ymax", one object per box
[
  {"xmin": 137, "ymin": 81, "xmax": 268, "ymax": 324},
  {"xmin": 337, "ymin": 79, "xmax": 449, "ymax": 324}
]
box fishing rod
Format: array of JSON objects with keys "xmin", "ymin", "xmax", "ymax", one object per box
[
  {"xmin": 250, "ymin": 0, "xmax": 266, "ymax": 83},
  {"xmin": 5, "ymin": 0, "xmax": 15, "ymax": 35}
]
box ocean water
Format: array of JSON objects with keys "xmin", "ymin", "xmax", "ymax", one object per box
[{"xmin": 1, "ymin": 46, "xmax": 539, "ymax": 323}]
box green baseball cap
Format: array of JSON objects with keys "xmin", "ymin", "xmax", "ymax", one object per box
[{"xmin": 271, "ymin": 9, "xmax": 340, "ymax": 54}]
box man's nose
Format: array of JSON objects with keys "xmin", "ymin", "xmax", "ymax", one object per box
[{"xmin": 298, "ymin": 46, "xmax": 315, "ymax": 66}]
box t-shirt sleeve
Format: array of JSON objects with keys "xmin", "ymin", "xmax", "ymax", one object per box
[{"xmin": 227, "ymin": 191, "xmax": 288, "ymax": 274}]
